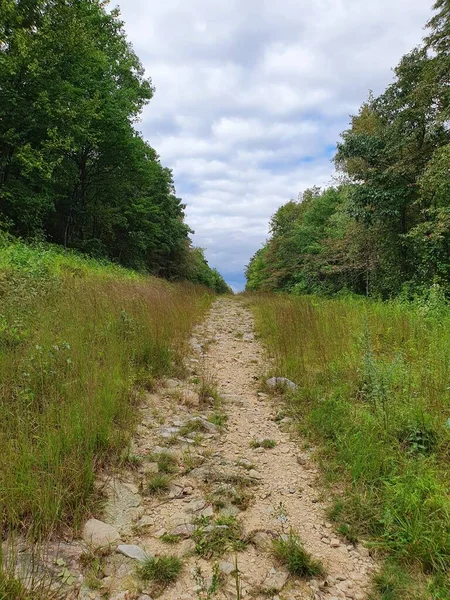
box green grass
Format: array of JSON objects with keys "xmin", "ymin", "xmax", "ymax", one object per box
[
  {"xmin": 208, "ymin": 412, "xmax": 228, "ymax": 428},
  {"xmin": 249, "ymin": 438, "xmax": 277, "ymax": 449},
  {"xmin": 273, "ymin": 531, "xmax": 325, "ymax": 578},
  {"xmin": 146, "ymin": 474, "xmax": 171, "ymax": 496},
  {"xmin": 137, "ymin": 555, "xmax": 182, "ymax": 585},
  {"xmin": 248, "ymin": 292, "xmax": 450, "ymax": 598},
  {"xmin": 160, "ymin": 533, "xmax": 181, "ymax": 545},
  {"xmin": 154, "ymin": 451, "xmax": 178, "ymax": 474},
  {"xmin": 0, "ymin": 236, "xmax": 212, "ymax": 539},
  {"xmin": 193, "ymin": 515, "xmax": 246, "ymax": 558}
]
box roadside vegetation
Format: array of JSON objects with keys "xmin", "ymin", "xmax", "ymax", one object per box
[
  {"xmin": 0, "ymin": 235, "xmax": 212, "ymax": 541},
  {"xmin": 248, "ymin": 292, "xmax": 450, "ymax": 599}
]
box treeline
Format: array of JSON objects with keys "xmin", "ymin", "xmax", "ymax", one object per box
[
  {"xmin": 0, "ymin": 0, "xmax": 229, "ymax": 293},
  {"xmin": 246, "ymin": 0, "xmax": 450, "ymax": 298}
]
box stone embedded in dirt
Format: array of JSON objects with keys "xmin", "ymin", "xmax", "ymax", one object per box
[
  {"xmin": 179, "ymin": 539, "xmax": 195, "ymax": 555},
  {"xmin": 263, "ymin": 567, "xmax": 289, "ymax": 592},
  {"xmin": 137, "ymin": 595, "xmax": 153, "ymax": 600},
  {"xmin": 103, "ymin": 480, "xmax": 142, "ymax": 533},
  {"xmin": 248, "ymin": 469, "xmax": 263, "ymax": 480},
  {"xmin": 171, "ymin": 523, "xmax": 196, "ymax": 538},
  {"xmin": 330, "ymin": 538, "xmax": 341, "ymax": 548},
  {"xmin": 185, "ymin": 498, "xmax": 207, "ymax": 513},
  {"xmin": 219, "ymin": 561, "xmax": 235, "ymax": 575},
  {"xmin": 109, "ymin": 593, "xmax": 131, "ymax": 600},
  {"xmin": 117, "ymin": 544, "xmax": 149, "ymax": 561},
  {"xmin": 279, "ymin": 416, "xmax": 293, "ymax": 424},
  {"xmin": 82, "ymin": 519, "xmax": 121, "ymax": 548},
  {"xmin": 160, "ymin": 426, "xmax": 180, "ymax": 438},
  {"xmin": 197, "ymin": 505, "xmax": 214, "ymax": 518},
  {"xmin": 266, "ymin": 377, "xmax": 298, "ymax": 391},
  {"xmin": 251, "ymin": 531, "xmax": 273, "ymax": 552},
  {"xmin": 151, "ymin": 446, "xmax": 168, "ymax": 454},
  {"xmin": 136, "ymin": 515, "xmax": 154, "ymax": 529},
  {"xmin": 219, "ymin": 505, "xmax": 240, "ymax": 517},
  {"xmin": 168, "ymin": 484, "xmax": 184, "ymax": 499}
]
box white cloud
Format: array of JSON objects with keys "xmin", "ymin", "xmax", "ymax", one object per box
[{"xmin": 117, "ymin": 0, "xmax": 432, "ymax": 289}]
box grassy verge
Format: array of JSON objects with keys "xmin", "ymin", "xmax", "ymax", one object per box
[
  {"xmin": 247, "ymin": 292, "xmax": 450, "ymax": 599},
  {"xmin": 0, "ymin": 236, "xmax": 212, "ymax": 538}
]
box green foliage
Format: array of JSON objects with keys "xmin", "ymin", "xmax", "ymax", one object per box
[
  {"xmin": 137, "ymin": 555, "xmax": 182, "ymax": 585},
  {"xmin": 193, "ymin": 515, "xmax": 245, "ymax": 558},
  {"xmin": 153, "ymin": 451, "xmax": 178, "ymax": 474},
  {"xmin": 249, "ymin": 438, "xmax": 277, "ymax": 449},
  {"xmin": 273, "ymin": 531, "xmax": 325, "ymax": 577},
  {"xmin": 246, "ymin": 2, "xmax": 450, "ymax": 298},
  {"xmin": 0, "ymin": 1, "xmax": 227, "ymax": 290},
  {"xmin": 250, "ymin": 293, "xmax": 450, "ymax": 597}
]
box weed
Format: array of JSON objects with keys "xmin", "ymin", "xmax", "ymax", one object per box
[
  {"xmin": 178, "ymin": 419, "xmax": 209, "ymax": 437},
  {"xmin": 250, "ymin": 438, "xmax": 277, "ymax": 449},
  {"xmin": 273, "ymin": 531, "xmax": 325, "ymax": 577},
  {"xmin": 208, "ymin": 413, "xmax": 228, "ymax": 428},
  {"xmin": 193, "ymin": 562, "xmax": 223, "ymax": 599},
  {"xmin": 146, "ymin": 473, "xmax": 171, "ymax": 495},
  {"xmin": 137, "ymin": 555, "xmax": 182, "ymax": 585},
  {"xmin": 160, "ymin": 533, "xmax": 181, "ymax": 544},
  {"xmin": 197, "ymin": 373, "xmax": 221, "ymax": 406},
  {"xmin": 155, "ymin": 451, "xmax": 178, "ymax": 474},
  {"xmin": 337, "ymin": 523, "xmax": 358, "ymax": 545},
  {"xmin": 193, "ymin": 515, "xmax": 246, "ymax": 558},
  {"xmin": 181, "ymin": 450, "xmax": 204, "ymax": 473}
]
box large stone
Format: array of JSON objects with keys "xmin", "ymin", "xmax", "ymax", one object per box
[
  {"xmin": 103, "ymin": 480, "xmax": 142, "ymax": 533},
  {"xmin": 117, "ymin": 544, "xmax": 149, "ymax": 561},
  {"xmin": 82, "ymin": 519, "xmax": 121, "ymax": 548},
  {"xmin": 266, "ymin": 377, "xmax": 298, "ymax": 391},
  {"xmin": 252, "ymin": 531, "xmax": 273, "ymax": 552},
  {"xmin": 171, "ymin": 523, "xmax": 196, "ymax": 538},
  {"xmin": 263, "ymin": 568, "xmax": 289, "ymax": 592}
]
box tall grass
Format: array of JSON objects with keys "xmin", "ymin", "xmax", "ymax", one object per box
[
  {"xmin": 248, "ymin": 293, "xmax": 450, "ymax": 598},
  {"xmin": 0, "ymin": 238, "xmax": 212, "ymax": 537}
]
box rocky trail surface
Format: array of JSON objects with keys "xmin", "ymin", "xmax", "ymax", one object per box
[{"xmin": 11, "ymin": 298, "xmax": 376, "ymax": 599}]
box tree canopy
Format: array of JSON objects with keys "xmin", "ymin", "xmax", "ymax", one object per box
[
  {"xmin": 0, "ymin": 0, "xmax": 228, "ymax": 292},
  {"xmin": 246, "ymin": 1, "xmax": 450, "ymax": 298}
]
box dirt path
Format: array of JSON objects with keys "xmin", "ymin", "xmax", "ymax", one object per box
[{"xmin": 62, "ymin": 298, "xmax": 376, "ymax": 599}]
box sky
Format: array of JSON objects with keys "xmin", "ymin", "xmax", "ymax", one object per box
[{"xmin": 116, "ymin": 0, "xmax": 432, "ymax": 291}]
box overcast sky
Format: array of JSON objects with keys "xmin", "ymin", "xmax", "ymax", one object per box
[{"xmin": 117, "ymin": 0, "xmax": 432, "ymax": 291}]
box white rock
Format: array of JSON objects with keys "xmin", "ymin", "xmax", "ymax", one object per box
[
  {"xmin": 219, "ymin": 561, "xmax": 235, "ymax": 575},
  {"xmin": 82, "ymin": 519, "xmax": 121, "ymax": 548},
  {"xmin": 266, "ymin": 377, "xmax": 298, "ymax": 391},
  {"xmin": 117, "ymin": 544, "xmax": 149, "ymax": 561}
]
